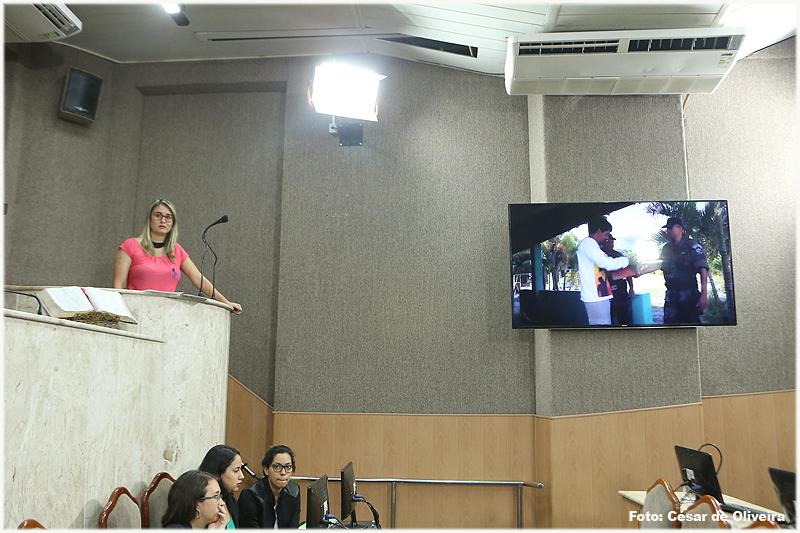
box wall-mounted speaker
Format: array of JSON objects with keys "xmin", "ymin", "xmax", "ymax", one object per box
[{"xmin": 58, "ymin": 68, "xmax": 102, "ymax": 125}]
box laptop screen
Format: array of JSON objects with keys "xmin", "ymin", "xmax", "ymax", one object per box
[
  {"xmin": 675, "ymin": 445, "xmax": 725, "ymax": 503},
  {"xmin": 768, "ymin": 467, "xmax": 796, "ymax": 523}
]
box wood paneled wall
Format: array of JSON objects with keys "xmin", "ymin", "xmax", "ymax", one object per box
[
  {"xmin": 226, "ymin": 376, "xmax": 274, "ymax": 492},
  {"xmin": 536, "ymin": 403, "xmax": 706, "ymax": 529},
  {"xmin": 702, "ymin": 391, "xmax": 795, "ymax": 510},
  {"xmin": 536, "ymin": 391, "xmax": 795, "ymax": 528},
  {"xmin": 273, "ymin": 413, "xmax": 537, "ymax": 528},
  {"xmin": 226, "ymin": 386, "xmax": 794, "ymax": 528}
]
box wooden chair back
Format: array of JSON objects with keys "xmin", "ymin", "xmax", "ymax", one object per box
[
  {"xmin": 643, "ymin": 477, "xmax": 682, "ymax": 529},
  {"xmin": 98, "ymin": 486, "xmax": 141, "ymax": 528},
  {"xmin": 17, "ymin": 519, "xmax": 46, "ymax": 529},
  {"xmin": 141, "ymin": 472, "xmax": 176, "ymax": 529},
  {"xmin": 682, "ymin": 495, "xmax": 732, "ymax": 529},
  {"xmin": 744, "ymin": 516, "xmax": 781, "ymax": 529}
]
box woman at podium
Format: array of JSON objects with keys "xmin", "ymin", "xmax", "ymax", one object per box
[{"xmin": 113, "ymin": 199, "xmax": 242, "ymax": 313}]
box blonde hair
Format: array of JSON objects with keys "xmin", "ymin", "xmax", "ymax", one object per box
[{"xmin": 137, "ymin": 199, "xmax": 179, "ymax": 262}]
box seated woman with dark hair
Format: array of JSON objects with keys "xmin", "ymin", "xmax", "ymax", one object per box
[
  {"xmin": 199, "ymin": 445, "xmax": 246, "ymax": 529},
  {"xmin": 238, "ymin": 445, "xmax": 301, "ymax": 528},
  {"xmin": 162, "ymin": 470, "xmax": 226, "ymax": 529}
]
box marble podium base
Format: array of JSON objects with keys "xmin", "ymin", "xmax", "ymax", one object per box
[{"xmin": 4, "ymin": 287, "xmax": 232, "ymax": 528}]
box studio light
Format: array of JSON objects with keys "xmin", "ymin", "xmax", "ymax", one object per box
[
  {"xmin": 310, "ymin": 62, "xmax": 386, "ymax": 122},
  {"xmin": 163, "ymin": 4, "xmax": 189, "ymax": 26}
]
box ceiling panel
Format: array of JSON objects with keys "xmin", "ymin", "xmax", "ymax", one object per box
[
  {"xmin": 556, "ymin": 3, "xmax": 724, "ymax": 15},
  {"xmin": 44, "ymin": 3, "xmax": 794, "ymax": 71},
  {"xmin": 552, "ymin": 14, "xmax": 722, "ymax": 31},
  {"xmin": 365, "ymin": 37, "xmax": 504, "ymax": 75},
  {"xmin": 181, "ymin": 4, "xmax": 362, "ymax": 32},
  {"xmin": 385, "ymin": 3, "xmax": 548, "ymax": 29},
  {"xmin": 359, "ymin": 15, "xmax": 510, "ymax": 54},
  {"xmin": 359, "ymin": 4, "xmax": 535, "ymax": 42},
  {"xmin": 187, "ymin": 36, "xmax": 372, "ymax": 61}
]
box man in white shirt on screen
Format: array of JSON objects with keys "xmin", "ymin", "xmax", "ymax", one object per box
[{"xmin": 576, "ymin": 216, "xmax": 630, "ymax": 325}]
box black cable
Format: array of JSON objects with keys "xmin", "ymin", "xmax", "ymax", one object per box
[
  {"xmin": 199, "ymin": 237, "xmax": 218, "ymax": 300},
  {"xmin": 199, "ymin": 242, "xmax": 210, "ymax": 297},
  {"xmin": 353, "ymin": 496, "xmax": 381, "ymax": 529},
  {"xmin": 677, "ymin": 481, "xmax": 703, "ymax": 505},
  {"xmin": 323, "ymin": 515, "xmax": 348, "ymax": 529},
  {"xmin": 698, "ymin": 442, "xmax": 723, "ymax": 475},
  {"xmin": 4, "ymin": 289, "xmax": 48, "ymax": 316}
]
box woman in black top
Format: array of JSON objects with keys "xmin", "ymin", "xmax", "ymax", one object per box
[
  {"xmin": 199, "ymin": 445, "xmax": 246, "ymax": 528},
  {"xmin": 162, "ymin": 470, "xmax": 225, "ymax": 529},
  {"xmin": 238, "ymin": 445, "xmax": 301, "ymax": 528}
]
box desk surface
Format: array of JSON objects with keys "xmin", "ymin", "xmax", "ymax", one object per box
[{"xmin": 619, "ymin": 489, "xmax": 783, "ymax": 528}]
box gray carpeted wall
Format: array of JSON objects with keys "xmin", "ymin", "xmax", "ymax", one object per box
[
  {"xmin": 4, "ymin": 38, "xmax": 795, "ymax": 416},
  {"xmin": 684, "ymin": 38, "xmax": 796, "ymax": 396}
]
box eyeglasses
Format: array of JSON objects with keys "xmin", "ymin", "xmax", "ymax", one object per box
[
  {"xmin": 152, "ymin": 212, "xmax": 174, "ymax": 222},
  {"xmin": 270, "ymin": 463, "xmax": 295, "ymax": 473},
  {"xmin": 199, "ymin": 492, "xmax": 221, "ymax": 501}
]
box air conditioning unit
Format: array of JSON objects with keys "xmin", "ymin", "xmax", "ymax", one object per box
[
  {"xmin": 4, "ymin": 3, "xmax": 82, "ymax": 43},
  {"xmin": 505, "ymin": 27, "xmax": 746, "ymax": 95}
]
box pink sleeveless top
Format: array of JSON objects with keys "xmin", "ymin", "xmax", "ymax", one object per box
[{"xmin": 119, "ymin": 238, "xmax": 189, "ymax": 291}]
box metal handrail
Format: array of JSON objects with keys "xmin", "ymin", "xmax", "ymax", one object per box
[{"xmin": 293, "ymin": 475, "xmax": 544, "ymax": 528}]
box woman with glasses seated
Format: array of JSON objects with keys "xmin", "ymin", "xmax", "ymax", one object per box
[
  {"xmin": 162, "ymin": 470, "xmax": 226, "ymax": 529},
  {"xmin": 238, "ymin": 445, "xmax": 301, "ymax": 528},
  {"xmin": 199, "ymin": 445, "xmax": 246, "ymax": 529},
  {"xmin": 113, "ymin": 199, "xmax": 242, "ymax": 313}
]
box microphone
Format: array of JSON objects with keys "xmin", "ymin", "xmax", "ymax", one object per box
[
  {"xmin": 203, "ymin": 215, "xmax": 229, "ymax": 232},
  {"xmin": 199, "ymin": 215, "xmax": 229, "ymax": 299},
  {"xmin": 242, "ymin": 463, "xmax": 257, "ymax": 478}
]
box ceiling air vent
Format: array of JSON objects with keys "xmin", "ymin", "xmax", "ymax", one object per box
[
  {"xmin": 519, "ymin": 40, "xmax": 619, "ymax": 55},
  {"xmin": 505, "ymin": 27, "xmax": 746, "ymax": 96},
  {"xmin": 4, "ymin": 3, "xmax": 82, "ymax": 42},
  {"xmin": 378, "ymin": 36, "xmax": 477, "ymax": 58},
  {"xmin": 34, "ymin": 4, "xmax": 80, "ymax": 34},
  {"xmin": 628, "ymin": 35, "xmax": 743, "ymax": 53}
]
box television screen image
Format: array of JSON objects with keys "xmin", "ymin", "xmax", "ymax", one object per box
[{"xmin": 509, "ymin": 200, "xmax": 737, "ymax": 329}]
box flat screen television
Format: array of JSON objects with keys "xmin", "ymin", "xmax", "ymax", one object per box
[
  {"xmin": 306, "ymin": 474, "xmax": 329, "ymax": 528},
  {"xmin": 508, "ymin": 200, "xmax": 737, "ymax": 329}
]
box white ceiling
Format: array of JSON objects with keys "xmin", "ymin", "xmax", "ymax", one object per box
[{"xmin": 55, "ymin": 3, "xmax": 798, "ymax": 75}]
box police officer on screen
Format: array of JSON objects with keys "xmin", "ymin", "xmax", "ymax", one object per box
[{"xmin": 660, "ymin": 217, "xmax": 709, "ymax": 324}]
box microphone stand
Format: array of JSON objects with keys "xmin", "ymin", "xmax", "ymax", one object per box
[
  {"xmin": 199, "ymin": 216, "xmax": 227, "ymax": 299},
  {"xmin": 199, "ymin": 240, "xmax": 218, "ymax": 300}
]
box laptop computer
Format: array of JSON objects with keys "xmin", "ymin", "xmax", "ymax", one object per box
[
  {"xmin": 768, "ymin": 467, "xmax": 795, "ymax": 525},
  {"xmin": 674, "ymin": 445, "xmax": 775, "ymax": 518}
]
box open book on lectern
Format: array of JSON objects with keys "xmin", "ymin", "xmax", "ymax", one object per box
[{"xmin": 38, "ymin": 286, "xmax": 137, "ymax": 324}]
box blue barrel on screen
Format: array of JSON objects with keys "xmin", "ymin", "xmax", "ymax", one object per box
[{"xmin": 631, "ymin": 293, "xmax": 653, "ymax": 324}]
